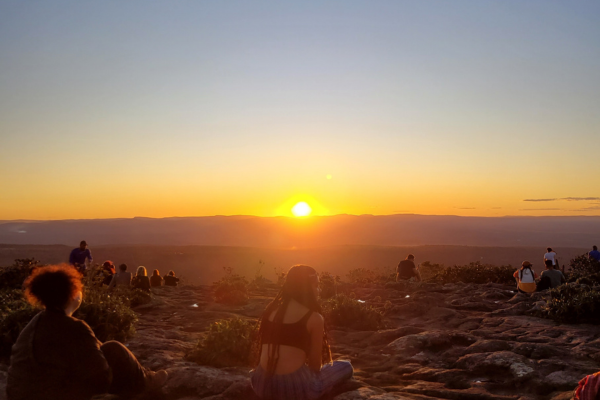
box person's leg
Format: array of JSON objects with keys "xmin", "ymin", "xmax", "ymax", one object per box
[
  {"xmin": 101, "ymin": 341, "xmax": 148, "ymax": 396},
  {"xmin": 308, "ymin": 361, "xmax": 353, "ymax": 400}
]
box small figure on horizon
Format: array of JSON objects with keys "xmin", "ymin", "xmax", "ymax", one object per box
[
  {"xmin": 132, "ymin": 266, "xmax": 151, "ymax": 292},
  {"xmin": 513, "ymin": 261, "xmax": 537, "ymax": 293},
  {"xmin": 163, "ymin": 270, "xmax": 180, "ymax": 287},
  {"xmin": 251, "ymin": 265, "xmax": 353, "ymax": 400},
  {"xmin": 101, "ymin": 261, "xmax": 116, "ymax": 286},
  {"xmin": 108, "ymin": 264, "xmax": 132, "ymax": 289},
  {"xmin": 69, "ymin": 240, "xmax": 93, "ymax": 273},
  {"xmin": 543, "ymin": 247, "xmax": 558, "ymax": 269},
  {"xmin": 396, "ymin": 254, "xmax": 421, "ymax": 282},
  {"xmin": 536, "ymin": 259, "xmax": 566, "ymax": 291},
  {"xmin": 589, "ymin": 245, "xmax": 600, "ymax": 262},
  {"xmin": 6, "ymin": 265, "xmax": 167, "ymax": 400},
  {"xmin": 150, "ymin": 269, "xmax": 163, "ymax": 287}
]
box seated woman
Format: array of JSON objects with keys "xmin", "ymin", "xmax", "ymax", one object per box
[
  {"xmin": 132, "ymin": 266, "xmax": 151, "ymax": 292},
  {"xmin": 513, "ymin": 261, "xmax": 537, "ymax": 293},
  {"xmin": 163, "ymin": 270, "xmax": 180, "ymax": 287},
  {"xmin": 150, "ymin": 269, "xmax": 163, "ymax": 287},
  {"xmin": 6, "ymin": 265, "xmax": 167, "ymax": 400},
  {"xmin": 251, "ymin": 265, "xmax": 353, "ymax": 400},
  {"xmin": 108, "ymin": 263, "xmax": 132, "ymax": 289}
]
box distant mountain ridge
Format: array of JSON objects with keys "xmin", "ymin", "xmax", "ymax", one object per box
[{"xmin": 1, "ymin": 214, "xmax": 599, "ymax": 248}]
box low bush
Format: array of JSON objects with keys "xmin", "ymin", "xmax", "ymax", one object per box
[
  {"xmin": 187, "ymin": 317, "xmax": 258, "ymax": 367},
  {"xmin": 543, "ymin": 284, "xmax": 600, "ymax": 324},
  {"xmin": 567, "ymin": 255, "xmax": 600, "ymax": 285},
  {"xmin": 212, "ymin": 267, "xmax": 249, "ymax": 305},
  {"xmin": 0, "ymin": 258, "xmax": 41, "ymax": 290},
  {"xmin": 346, "ymin": 267, "xmax": 395, "ymax": 286},
  {"xmin": 321, "ymin": 294, "xmax": 386, "ymax": 331},
  {"xmin": 319, "ymin": 272, "xmax": 340, "ymax": 300},
  {"xmin": 419, "ymin": 261, "xmax": 445, "ymax": 281},
  {"xmin": 431, "ymin": 262, "xmax": 515, "ymax": 285}
]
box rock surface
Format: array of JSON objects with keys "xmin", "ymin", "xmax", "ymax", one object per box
[{"xmin": 2, "ymin": 282, "xmax": 598, "ymax": 399}]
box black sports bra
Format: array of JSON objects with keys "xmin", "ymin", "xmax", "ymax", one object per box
[{"xmin": 261, "ymin": 310, "xmax": 313, "ymax": 353}]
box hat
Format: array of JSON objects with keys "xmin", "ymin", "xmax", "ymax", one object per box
[{"xmin": 522, "ymin": 261, "xmax": 532, "ymax": 267}]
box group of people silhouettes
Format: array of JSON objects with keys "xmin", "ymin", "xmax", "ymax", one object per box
[{"xmin": 69, "ymin": 241, "xmax": 180, "ymax": 292}]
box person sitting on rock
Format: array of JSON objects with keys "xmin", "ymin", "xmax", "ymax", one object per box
[
  {"xmin": 150, "ymin": 269, "xmax": 163, "ymax": 287},
  {"xmin": 251, "ymin": 264, "xmax": 354, "ymax": 400},
  {"xmin": 396, "ymin": 254, "xmax": 422, "ymax": 282},
  {"xmin": 536, "ymin": 260, "xmax": 566, "ymax": 291},
  {"xmin": 101, "ymin": 260, "xmax": 116, "ymax": 286},
  {"xmin": 108, "ymin": 263, "xmax": 132, "ymax": 289},
  {"xmin": 513, "ymin": 261, "xmax": 537, "ymax": 293},
  {"xmin": 6, "ymin": 265, "xmax": 167, "ymax": 400},
  {"xmin": 163, "ymin": 270, "xmax": 180, "ymax": 287},
  {"xmin": 132, "ymin": 266, "xmax": 151, "ymax": 292}
]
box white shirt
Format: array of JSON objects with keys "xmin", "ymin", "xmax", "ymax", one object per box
[
  {"xmin": 544, "ymin": 252, "xmax": 556, "ymax": 265},
  {"xmin": 518, "ymin": 268, "xmax": 536, "ymax": 283}
]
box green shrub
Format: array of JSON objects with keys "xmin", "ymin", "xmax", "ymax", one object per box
[
  {"xmin": 319, "ymin": 272, "xmax": 340, "ymax": 300},
  {"xmin": 321, "ymin": 294, "xmax": 386, "ymax": 331},
  {"xmin": 212, "ymin": 267, "xmax": 249, "ymax": 305},
  {"xmin": 432, "ymin": 262, "xmax": 515, "ymax": 284},
  {"xmin": 419, "ymin": 261, "xmax": 445, "ymax": 281},
  {"xmin": 346, "ymin": 267, "xmax": 395, "ymax": 285},
  {"xmin": 0, "ymin": 258, "xmax": 41, "ymax": 290},
  {"xmin": 187, "ymin": 317, "xmax": 258, "ymax": 367},
  {"xmin": 543, "ymin": 284, "xmax": 600, "ymax": 324},
  {"xmin": 567, "ymin": 255, "xmax": 600, "ymax": 284}
]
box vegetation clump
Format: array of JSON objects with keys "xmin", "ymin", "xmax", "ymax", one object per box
[
  {"xmin": 567, "ymin": 255, "xmax": 600, "ymax": 285},
  {"xmin": 346, "ymin": 266, "xmax": 395, "ymax": 286},
  {"xmin": 431, "ymin": 262, "xmax": 515, "ymax": 285},
  {"xmin": 187, "ymin": 317, "xmax": 258, "ymax": 367},
  {"xmin": 212, "ymin": 267, "xmax": 249, "ymax": 305},
  {"xmin": 543, "ymin": 284, "xmax": 600, "ymax": 324},
  {"xmin": 319, "ymin": 272, "xmax": 340, "ymax": 300},
  {"xmin": 321, "ymin": 294, "xmax": 386, "ymax": 331}
]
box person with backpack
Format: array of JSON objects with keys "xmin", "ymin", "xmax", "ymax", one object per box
[{"xmin": 513, "ymin": 261, "xmax": 537, "ymax": 293}]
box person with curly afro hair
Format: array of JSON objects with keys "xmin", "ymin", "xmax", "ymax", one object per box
[{"xmin": 6, "ymin": 265, "xmax": 168, "ymax": 400}]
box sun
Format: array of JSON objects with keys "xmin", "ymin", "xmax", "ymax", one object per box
[{"xmin": 291, "ymin": 201, "xmax": 312, "ymax": 217}]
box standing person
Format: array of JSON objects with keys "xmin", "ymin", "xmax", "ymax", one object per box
[
  {"xmin": 6, "ymin": 265, "xmax": 167, "ymax": 400},
  {"xmin": 150, "ymin": 270, "xmax": 163, "ymax": 287},
  {"xmin": 101, "ymin": 261, "xmax": 116, "ymax": 286},
  {"xmin": 589, "ymin": 246, "xmax": 600, "ymax": 262},
  {"xmin": 513, "ymin": 261, "xmax": 537, "ymax": 293},
  {"xmin": 132, "ymin": 266, "xmax": 151, "ymax": 292},
  {"xmin": 163, "ymin": 271, "xmax": 180, "ymax": 287},
  {"xmin": 396, "ymin": 254, "xmax": 421, "ymax": 282},
  {"xmin": 251, "ymin": 265, "xmax": 353, "ymax": 400},
  {"xmin": 108, "ymin": 264, "xmax": 132, "ymax": 289},
  {"xmin": 544, "ymin": 247, "xmax": 558, "ymax": 269},
  {"xmin": 69, "ymin": 241, "xmax": 93, "ymax": 273},
  {"xmin": 537, "ymin": 260, "xmax": 566, "ymax": 291}
]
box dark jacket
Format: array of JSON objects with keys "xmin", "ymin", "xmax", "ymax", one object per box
[
  {"xmin": 132, "ymin": 275, "xmax": 151, "ymax": 292},
  {"xmin": 7, "ymin": 309, "xmax": 111, "ymax": 400},
  {"xmin": 150, "ymin": 275, "xmax": 163, "ymax": 287},
  {"xmin": 164, "ymin": 275, "xmax": 180, "ymax": 286},
  {"xmin": 397, "ymin": 260, "xmax": 417, "ymax": 280}
]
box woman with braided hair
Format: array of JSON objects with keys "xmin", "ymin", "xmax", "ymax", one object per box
[{"xmin": 250, "ymin": 265, "xmax": 353, "ymax": 400}]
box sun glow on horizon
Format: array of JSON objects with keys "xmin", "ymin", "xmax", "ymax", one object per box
[{"xmin": 291, "ymin": 202, "xmax": 312, "ymax": 217}]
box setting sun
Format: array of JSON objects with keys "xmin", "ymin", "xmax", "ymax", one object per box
[{"xmin": 291, "ymin": 202, "xmax": 312, "ymax": 217}]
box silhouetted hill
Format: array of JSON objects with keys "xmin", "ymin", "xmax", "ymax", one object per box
[{"xmin": 1, "ymin": 214, "xmax": 599, "ymax": 247}]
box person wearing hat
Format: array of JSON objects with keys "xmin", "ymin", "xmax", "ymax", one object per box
[
  {"xmin": 537, "ymin": 259, "xmax": 566, "ymax": 291},
  {"xmin": 513, "ymin": 261, "xmax": 537, "ymax": 293}
]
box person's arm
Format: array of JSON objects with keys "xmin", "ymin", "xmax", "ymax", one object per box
[
  {"xmin": 413, "ymin": 266, "xmax": 422, "ymax": 281},
  {"xmin": 86, "ymin": 249, "xmax": 93, "ymax": 263},
  {"xmin": 69, "ymin": 249, "xmax": 76, "ymax": 265},
  {"xmin": 108, "ymin": 274, "xmax": 117, "ymax": 289},
  {"xmin": 68, "ymin": 320, "xmax": 111, "ymax": 394},
  {"xmin": 307, "ymin": 313, "xmax": 325, "ymax": 372},
  {"xmin": 561, "ymin": 272, "xmax": 566, "ymax": 284}
]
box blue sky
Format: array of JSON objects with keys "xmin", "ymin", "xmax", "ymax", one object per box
[{"xmin": 1, "ymin": 1, "xmax": 599, "ymax": 219}]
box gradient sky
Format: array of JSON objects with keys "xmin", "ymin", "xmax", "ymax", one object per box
[{"xmin": 1, "ymin": 1, "xmax": 599, "ymax": 219}]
